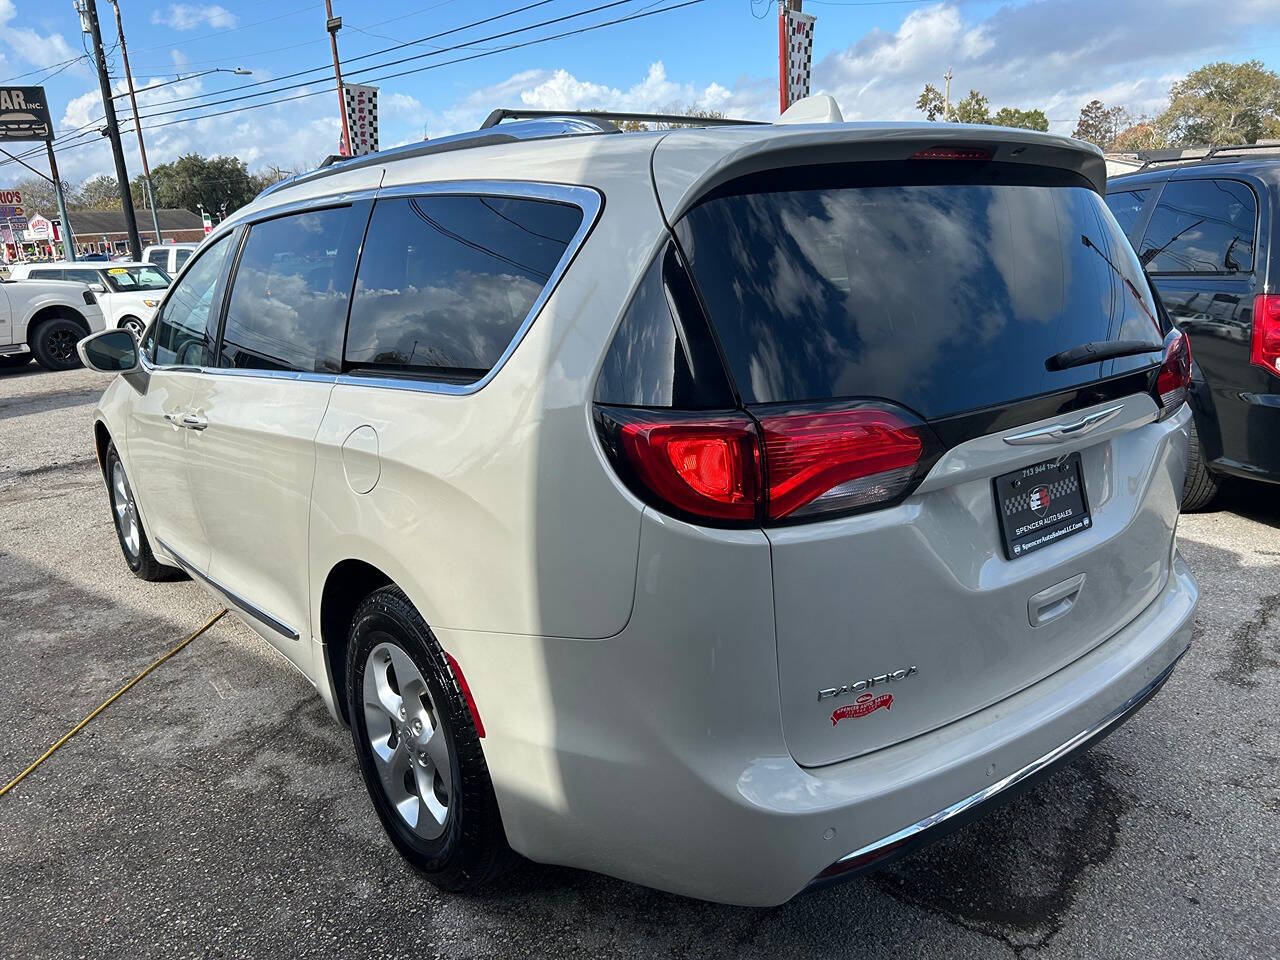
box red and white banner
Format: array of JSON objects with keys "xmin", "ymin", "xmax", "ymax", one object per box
[
  {"xmin": 830, "ymin": 693, "xmax": 893, "ymax": 725},
  {"xmin": 779, "ymin": 5, "xmax": 816, "ymax": 112}
]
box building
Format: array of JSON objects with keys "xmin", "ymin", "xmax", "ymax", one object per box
[{"xmin": 3, "ymin": 207, "xmax": 206, "ymax": 261}]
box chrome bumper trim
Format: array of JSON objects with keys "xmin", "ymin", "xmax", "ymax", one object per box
[{"xmin": 810, "ymin": 645, "xmax": 1188, "ymax": 887}]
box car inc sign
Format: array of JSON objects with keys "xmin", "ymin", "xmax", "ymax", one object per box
[{"xmin": 0, "ymin": 86, "xmax": 53, "ymax": 142}]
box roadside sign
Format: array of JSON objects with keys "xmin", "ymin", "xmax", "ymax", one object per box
[
  {"xmin": 0, "ymin": 86, "xmax": 53, "ymax": 142},
  {"xmin": 25, "ymin": 214, "xmax": 51, "ymax": 240},
  {"xmin": 342, "ymin": 83, "xmax": 379, "ymax": 156},
  {"xmin": 0, "ymin": 188, "xmax": 24, "ymax": 221}
]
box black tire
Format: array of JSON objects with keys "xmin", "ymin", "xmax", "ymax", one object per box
[
  {"xmin": 105, "ymin": 442, "xmax": 181, "ymax": 581},
  {"xmin": 30, "ymin": 317, "xmax": 85, "ymax": 371},
  {"xmin": 0, "ymin": 353, "xmax": 31, "ymax": 369},
  {"xmin": 1181, "ymin": 418, "xmax": 1220, "ymax": 512},
  {"xmin": 346, "ymin": 586, "xmax": 511, "ymax": 891}
]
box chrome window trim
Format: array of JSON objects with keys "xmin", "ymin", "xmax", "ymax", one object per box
[
  {"xmin": 157, "ymin": 537, "xmax": 300, "ymax": 642},
  {"xmin": 146, "ymin": 181, "xmax": 601, "ymax": 394}
]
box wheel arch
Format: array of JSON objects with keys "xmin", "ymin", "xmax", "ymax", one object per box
[
  {"xmin": 319, "ymin": 558, "xmax": 394, "ymax": 725},
  {"xmin": 93, "ymin": 418, "xmax": 113, "ymax": 479},
  {"xmin": 25, "ymin": 303, "xmax": 91, "ymax": 343}
]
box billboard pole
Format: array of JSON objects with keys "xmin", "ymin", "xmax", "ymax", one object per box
[
  {"xmin": 45, "ymin": 142, "xmax": 76, "ymax": 262},
  {"xmin": 325, "ymin": 0, "xmax": 352, "ymax": 157}
]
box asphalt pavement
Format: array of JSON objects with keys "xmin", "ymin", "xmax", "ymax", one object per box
[{"xmin": 1, "ymin": 366, "xmax": 1276, "ymax": 959}]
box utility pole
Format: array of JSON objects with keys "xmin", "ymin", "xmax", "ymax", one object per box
[
  {"xmin": 943, "ymin": 66, "xmax": 953, "ymax": 122},
  {"xmin": 325, "ymin": 0, "xmax": 352, "ymax": 157},
  {"xmin": 79, "ymin": 0, "xmax": 142, "ymax": 261},
  {"xmin": 109, "ymin": 0, "xmax": 161, "ymax": 245}
]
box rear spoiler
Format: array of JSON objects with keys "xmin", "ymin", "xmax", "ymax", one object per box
[{"xmin": 651, "ymin": 125, "xmax": 1107, "ymax": 222}]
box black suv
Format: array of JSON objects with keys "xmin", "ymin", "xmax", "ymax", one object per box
[{"xmin": 1106, "ymin": 146, "xmax": 1280, "ymax": 509}]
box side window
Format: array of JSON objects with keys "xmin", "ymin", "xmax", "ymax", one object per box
[
  {"xmin": 146, "ymin": 232, "xmax": 234, "ymax": 367},
  {"xmin": 146, "ymin": 249, "xmax": 167, "ymax": 266},
  {"xmin": 1139, "ymin": 179, "xmax": 1257, "ymax": 274},
  {"xmin": 66, "ymin": 270, "xmax": 99, "ymax": 285},
  {"xmin": 219, "ymin": 206, "xmax": 364, "ymax": 373},
  {"xmin": 29, "ymin": 269, "xmax": 63, "ymax": 280},
  {"xmin": 174, "ymin": 249, "xmax": 192, "ymax": 271},
  {"xmin": 344, "ymin": 194, "xmax": 583, "ymax": 382},
  {"xmin": 1104, "ymin": 188, "xmax": 1148, "ymax": 238}
]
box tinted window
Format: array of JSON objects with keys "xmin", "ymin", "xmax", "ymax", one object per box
[
  {"xmin": 28, "ymin": 269, "xmax": 63, "ymax": 280},
  {"xmin": 65, "ymin": 269, "xmax": 100, "ymax": 285},
  {"xmin": 344, "ymin": 194, "xmax": 582, "ymax": 380},
  {"xmin": 1139, "ymin": 179, "xmax": 1256, "ymax": 274},
  {"xmin": 146, "ymin": 249, "xmax": 167, "ymax": 266},
  {"xmin": 147, "ymin": 232, "xmax": 233, "ymax": 367},
  {"xmin": 1104, "ymin": 188, "xmax": 1148, "ymax": 237},
  {"xmin": 676, "ymin": 165, "xmax": 1163, "ymax": 417},
  {"xmin": 220, "ymin": 206, "xmax": 364, "ymax": 373},
  {"xmin": 174, "ymin": 249, "xmax": 192, "ymax": 270}
]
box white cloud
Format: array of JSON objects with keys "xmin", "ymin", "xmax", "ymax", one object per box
[
  {"xmin": 152, "ymin": 4, "xmax": 238, "ymax": 31},
  {"xmin": 0, "ymin": 0, "xmax": 81, "ymax": 71}
]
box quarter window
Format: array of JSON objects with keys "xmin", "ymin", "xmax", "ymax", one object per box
[
  {"xmin": 147, "ymin": 232, "xmax": 233, "ymax": 367},
  {"xmin": 1104, "ymin": 188, "xmax": 1148, "ymax": 237},
  {"xmin": 219, "ymin": 206, "xmax": 364, "ymax": 373},
  {"xmin": 1139, "ymin": 179, "xmax": 1257, "ymax": 274},
  {"xmin": 344, "ymin": 194, "xmax": 583, "ymax": 382}
]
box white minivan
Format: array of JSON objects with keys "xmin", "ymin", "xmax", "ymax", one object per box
[
  {"xmin": 78, "ymin": 104, "xmax": 1198, "ymax": 906},
  {"xmin": 10, "ymin": 261, "xmax": 169, "ymax": 337}
]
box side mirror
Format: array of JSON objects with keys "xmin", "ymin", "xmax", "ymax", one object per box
[
  {"xmin": 78, "ymin": 328, "xmax": 140, "ymax": 374},
  {"xmin": 89, "ymin": 282, "xmax": 107, "ymax": 294}
]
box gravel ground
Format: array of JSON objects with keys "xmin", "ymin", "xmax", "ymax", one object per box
[{"xmin": 0, "ymin": 365, "xmax": 1277, "ymax": 959}]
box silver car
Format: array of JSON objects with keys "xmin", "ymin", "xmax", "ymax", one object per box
[{"xmin": 79, "ymin": 100, "xmax": 1198, "ymax": 906}]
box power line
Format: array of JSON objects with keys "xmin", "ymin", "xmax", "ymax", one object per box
[{"xmin": 0, "ymin": 55, "xmax": 89, "ymax": 85}]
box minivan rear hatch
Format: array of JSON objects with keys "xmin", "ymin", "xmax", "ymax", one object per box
[{"xmin": 668, "ymin": 145, "xmax": 1184, "ymax": 766}]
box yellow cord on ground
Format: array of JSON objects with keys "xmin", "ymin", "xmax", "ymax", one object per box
[{"xmin": 0, "ymin": 608, "xmax": 227, "ymax": 799}]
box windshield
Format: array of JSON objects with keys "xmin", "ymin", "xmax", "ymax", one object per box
[
  {"xmin": 676, "ymin": 163, "xmax": 1163, "ymax": 419},
  {"xmin": 103, "ymin": 265, "xmax": 171, "ymax": 292}
]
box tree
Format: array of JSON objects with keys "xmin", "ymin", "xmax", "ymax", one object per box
[
  {"xmin": 1073, "ymin": 100, "xmax": 1132, "ymax": 147},
  {"xmin": 992, "ymin": 106, "xmax": 1049, "ymax": 131},
  {"xmin": 916, "ymin": 83, "xmax": 947, "ymax": 121},
  {"xmin": 952, "ymin": 89, "xmax": 990, "ymax": 125},
  {"xmin": 12, "ymin": 175, "xmax": 59, "ymax": 216},
  {"xmin": 1156, "ymin": 60, "xmax": 1280, "ymax": 146},
  {"xmin": 146, "ymin": 154, "xmax": 259, "ymax": 216},
  {"xmin": 249, "ymin": 163, "xmax": 303, "ymax": 195},
  {"xmin": 74, "ymin": 174, "xmax": 123, "ymax": 210},
  {"xmin": 1112, "ymin": 121, "xmax": 1165, "ymax": 153}
]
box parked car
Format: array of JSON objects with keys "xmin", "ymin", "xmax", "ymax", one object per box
[
  {"xmin": 0, "ymin": 276, "xmax": 105, "ymax": 370},
  {"xmin": 1107, "ymin": 145, "xmax": 1280, "ymax": 509},
  {"xmin": 142, "ymin": 242, "xmax": 199, "ymax": 276},
  {"xmin": 7, "ymin": 261, "xmax": 170, "ymax": 337},
  {"xmin": 79, "ymin": 104, "xmax": 1198, "ymax": 907}
]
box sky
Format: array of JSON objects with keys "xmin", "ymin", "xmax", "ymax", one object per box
[{"xmin": 0, "ymin": 0, "xmax": 1278, "ymax": 188}]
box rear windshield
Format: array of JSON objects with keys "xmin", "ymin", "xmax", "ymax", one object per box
[{"xmin": 675, "ymin": 164, "xmax": 1163, "ymax": 418}]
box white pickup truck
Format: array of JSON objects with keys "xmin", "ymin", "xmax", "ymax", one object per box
[{"xmin": 0, "ymin": 278, "xmax": 107, "ymax": 371}]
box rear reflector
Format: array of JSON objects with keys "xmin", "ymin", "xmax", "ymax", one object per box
[
  {"xmin": 1252, "ymin": 294, "xmax": 1280, "ymax": 377},
  {"xmin": 1155, "ymin": 330, "xmax": 1191, "ymax": 419},
  {"xmin": 756, "ymin": 406, "xmax": 930, "ymax": 520},
  {"xmin": 911, "ymin": 146, "xmax": 993, "ymax": 161},
  {"xmin": 595, "ymin": 402, "xmax": 937, "ymax": 526}
]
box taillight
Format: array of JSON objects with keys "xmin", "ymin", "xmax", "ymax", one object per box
[
  {"xmin": 757, "ymin": 405, "xmax": 933, "ymax": 520},
  {"xmin": 594, "ymin": 402, "xmax": 937, "ymax": 526},
  {"xmin": 1155, "ymin": 330, "xmax": 1191, "ymax": 419},
  {"xmin": 1252, "ymin": 294, "xmax": 1280, "ymax": 377},
  {"xmin": 911, "ymin": 146, "xmax": 992, "ymax": 161},
  {"xmin": 597, "ymin": 408, "xmax": 760, "ymax": 523}
]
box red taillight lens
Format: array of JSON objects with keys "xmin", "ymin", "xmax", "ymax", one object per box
[
  {"xmin": 757, "ymin": 406, "xmax": 931, "ymax": 520},
  {"xmin": 1252, "ymin": 294, "xmax": 1280, "ymax": 378},
  {"xmin": 611, "ymin": 411, "xmax": 760, "ymax": 522},
  {"xmin": 1155, "ymin": 330, "xmax": 1191, "ymax": 419}
]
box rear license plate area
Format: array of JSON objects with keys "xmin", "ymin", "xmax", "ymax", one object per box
[{"xmin": 994, "ymin": 452, "xmax": 1091, "ymax": 559}]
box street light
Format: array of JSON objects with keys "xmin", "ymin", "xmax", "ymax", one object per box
[{"xmin": 109, "ymin": 66, "xmax": 253, "ymax": 101}]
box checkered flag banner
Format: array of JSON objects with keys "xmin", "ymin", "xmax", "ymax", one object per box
[
  {"xmin": 342, "ymin": 83, "xmax": 379, "ymax": 157},
  {"xmin": 1002, "ymin": 475, "xmax": 1080, "ymax": 516},
  {"xmin": 783, "ymin": 7, "xmax": 816, "ymax": 109}
]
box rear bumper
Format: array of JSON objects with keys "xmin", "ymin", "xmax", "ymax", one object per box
[
  {"xmin": 449, "ymin": 545, "xmax": 1198, "ymax": 906},
  {"xmin": 807, "ymin": 642, "xmax": 1185, "ymax": 890},
  {"xmin": 1196, "ymin": 381, "xmax": 1280, "ymax": 484}
]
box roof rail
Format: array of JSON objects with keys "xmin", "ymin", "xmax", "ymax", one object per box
[
  {"xmin": 480, "ymin": 108, "xmax": 765, "ymax": 129},
  {"xmin": 1136, "ymin": 140, "xmax": 1280, "ymax": 171}
]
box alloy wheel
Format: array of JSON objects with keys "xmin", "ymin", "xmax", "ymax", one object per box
[
  {"xmin": 110, "ymin": 459, "xmax": 141, "ymax": 560},
  {"xmin": 47, "ymin": 329, "xmax": 76, "ymax": 364},
  {"xmin": 362, "ymin": 640, "xmax": 452, "ymax": 840}
]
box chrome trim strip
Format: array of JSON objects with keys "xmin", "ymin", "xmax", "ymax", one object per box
[
  {"xmin": 1002, "ymin": 404, "xmax": 1125, "ymax": 445},
  {"xmin": 156, "ymin": 538, "xmax": 300, "ymax": 642},
  {"xmin": 144, "ymin": 181, "xmax": 603, "ymax": 397},
  {"xmin": 818, "ymin": 646, "xmax": 1187, "ymax": 880}
]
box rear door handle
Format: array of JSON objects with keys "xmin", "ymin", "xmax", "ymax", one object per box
[{"xmin": 180, "ymin": 414, "xmax": 208, "ymax": 431}]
